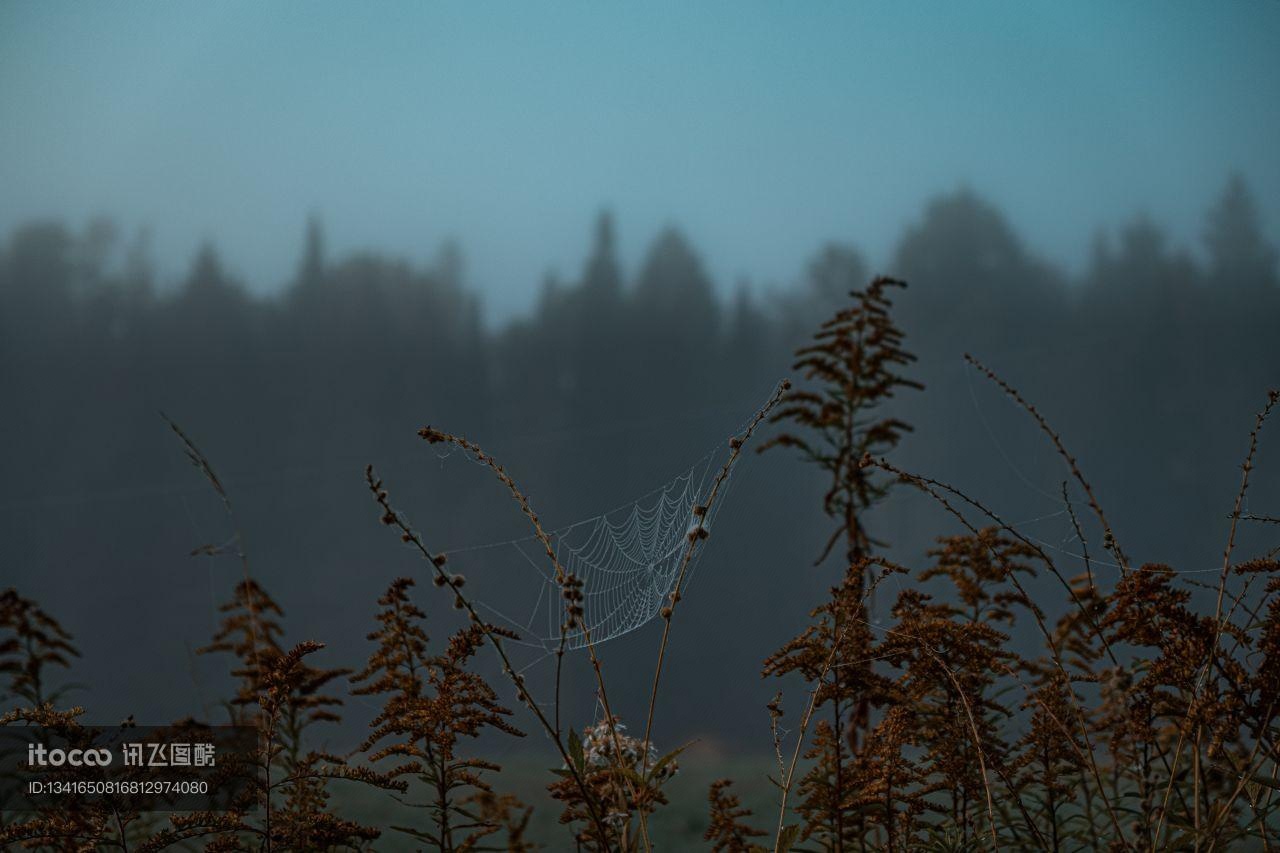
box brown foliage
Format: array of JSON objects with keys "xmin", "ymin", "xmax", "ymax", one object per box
[
  {"xmin": 351, "ymin": 576, "xmax": 525, "ymax": 851},
  {"xmin": 0, "ymin": 587, "xmax": 79, "ymax": 707},
  {"xmin": 760, "ymin": 275, "xmax": 922, "ymax": 567},
  {"xmin": 704, "ymin": 778, "xmax": 767, "ymax": 852}
]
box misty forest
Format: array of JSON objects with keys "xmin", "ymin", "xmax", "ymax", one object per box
[{"xmin": 3, "ymin": 168, "xmax": 1280, "ymax": 851}]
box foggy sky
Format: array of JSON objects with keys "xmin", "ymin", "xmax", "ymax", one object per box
[{"xmin": 2, "ymin": 0, "xmax": 1278, "ymax": 323}]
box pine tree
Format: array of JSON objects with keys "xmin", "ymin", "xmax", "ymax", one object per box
[
  {"xmin": 1205, "ymin": 174, "xmax": 1278, "ymax": 290},
  {"xmin": 295, "ymin": 214, "xmax": 326, "ymax": 293}
]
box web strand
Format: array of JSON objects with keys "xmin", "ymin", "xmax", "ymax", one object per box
[{"xmin": 438, "ymin": 438, "xmax": 739, "ymax": 652}]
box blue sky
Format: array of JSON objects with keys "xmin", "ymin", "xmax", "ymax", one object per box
[{"xmin": 2, "ymin": 1, "xmax": 1277, "ymax": 322}]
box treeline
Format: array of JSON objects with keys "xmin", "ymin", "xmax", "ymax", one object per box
[{"xmin": 0, "ymin": 176, "xmax": 1277, "ymax": 741}]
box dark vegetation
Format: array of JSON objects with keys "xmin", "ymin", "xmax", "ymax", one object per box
[{"xmin": 2, "ymin": 176, "xmax": 1280, "ymax": 849}]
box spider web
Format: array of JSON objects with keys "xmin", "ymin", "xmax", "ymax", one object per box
[{"xmin": 439, "ymin": 441, "xmax": 735, "ymax": 652}]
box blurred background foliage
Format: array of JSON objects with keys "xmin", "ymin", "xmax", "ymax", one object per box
[{"xmin": 2, "ymin": 178, "xmax": 1277, "ymax": 749}]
